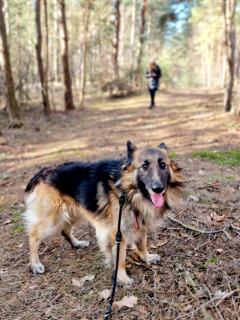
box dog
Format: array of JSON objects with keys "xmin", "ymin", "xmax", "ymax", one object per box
[{"xmin": 23, "ymin": 141, "xmax": 184, "ymax": 285}]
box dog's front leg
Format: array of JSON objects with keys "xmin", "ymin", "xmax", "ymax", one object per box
[
  {"xmin": 114, "ymin": 238, "xmax": 133, "ymax": 286},
  {"xmin": 135, "ymin": 232, "xmax": 160, "ymax": 265}
]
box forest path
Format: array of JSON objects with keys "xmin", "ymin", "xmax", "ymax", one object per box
[
  {"xmin": 0, "ymin": 90, "xmax": 240, "ymax": 319},
  {"xmin": 1, "ymin": 89, "xmax": 239, "ymax": 174}
]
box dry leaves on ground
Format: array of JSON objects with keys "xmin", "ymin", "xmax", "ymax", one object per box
[
  {"xmin": 99, "ymin": 289, "xmax": 111, "ymax": 300},
  {"xmin": 113, "ymin": 295, "xmax": 138, "ymax": 310},
  {"xmin": 71, "ymin": 274, "xmax": 95, "ymax": 287}
]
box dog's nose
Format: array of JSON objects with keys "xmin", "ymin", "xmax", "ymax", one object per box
[{"xmin": 152, "ymin": 183, "xmax": 164, "ymax": 194}]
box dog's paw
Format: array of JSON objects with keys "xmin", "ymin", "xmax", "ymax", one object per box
[
  {"xmin": 31, "ymin": 263, "xmax": 45, "ymax": 274},
  {"xmin": 74, "ymin": 240, "xmax": 90, "ymax": 249},
  {"xmin": 117, "ymin": 271, "xmax": 134, "ymax": 287},
  {"xmin": 146, "ymin": 253, "xmax": 161, "ymax": 265}
]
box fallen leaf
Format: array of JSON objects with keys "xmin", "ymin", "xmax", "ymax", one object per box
[
  {"xmin": 72, "ymin": 274, "xmax": 95, "ymax": 287},
  {"xmin": 137, "ymin": 305, "xmax": 148, "ymax": 315},
  {"xmin": 214, "ymin": 290, "xmax": 227, "ymax": 299},
  {"xmin": 99, "ymin": 289, "xmax": 111, "ymax": 300},
  {"xmin": 3, "ymin": 218, "xmax": 12, "ymax": 225},
  {"xmin": 188, "ymin": 194, "xmax": 199, "ymax": 202},
  {"xmin": 210, "ymin": 212, "xmax": 226, "ymax": 222},
  {"xmin": 113, "ymin": 295, "xmax": 138, "ymax": 309},
  {"xmin": 183, "ymin": 304, "xmax": 193, "ymax": 312}
]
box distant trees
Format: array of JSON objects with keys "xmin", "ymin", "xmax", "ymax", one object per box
[
  {"xmin": 0, "ymin": 0, "xmax": 20, "ymax": 123},
  {"xmin": 1, "ymin": 0, "xmax": 240, "ymax": 121},
  {"xmin": 59, "ymin": 0, "xmax": 75, "ymax": 110},
  {"xmin": 35, "ymin": 0, "xmax": 51, "ymax": 116},
  {"xmin": 135, "ymin": 0, "xmax": 147, "ymax": 85},
  {"xmin": 222, "ymin": 0, "xmax": 236, "ymax": 112},
  {"xmin": 130, "ymin": 0, "xmax": 137, "ymax": 73},
  {"xmin": 79, "ymin": 0, "xmax": 92, "ymax": 107},
  {"xmin": 112, "ymin": 0, "xmax": 121, "ymax": 80}
]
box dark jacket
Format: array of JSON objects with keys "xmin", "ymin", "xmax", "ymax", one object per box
[{"xmin": 146, "ymin": 65, "xmax": 162, "ymax": 90}]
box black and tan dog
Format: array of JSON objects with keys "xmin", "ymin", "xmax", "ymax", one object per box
[{"xmin": 23, "ymin": 141, "xmax": 184, "ymax": 285}]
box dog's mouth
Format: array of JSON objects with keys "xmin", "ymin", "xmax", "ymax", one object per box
[{"xmin": 148, "ymin": 189, "xmax": 166, "ymax": 208}]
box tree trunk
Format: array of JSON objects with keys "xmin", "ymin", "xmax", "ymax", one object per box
[
  {"xmin": 53, "ymin": 0, "xmax": 61, "ymax": 83},
  {"xmin": 234, "ymin": 39, "xmax": 240, "ymax": 116},
  {"xmin": 79, "ymin": 0, "xmax": 91, "ymax": 107},
  {"xmin": 35, "ymin": 0, "xmax": 51, "ymax": 116},
  {"xmin": 43, "ymin": 0, "xmax": 51, "ymax": 112},
  {"xmin": 0, "ymin": 0, "xmax": 20, "ymax": 123},
  {"xmin": 112, "ymin": 0, "xmax": 121, "ymax": 80},
  {"xmin": 59, "ymin": 0, "xmax": 75, "ymax": 110},
  {"xmin": 130, "ymin": 0, "xmax": 136, "ymax": 74},
  {"xmin": 135, "ymin": 0, "xmax": 147, "ymax": 86},
  {"xmin": 222, "ymin": 0, "xmax": 236, "ymax": 112}
]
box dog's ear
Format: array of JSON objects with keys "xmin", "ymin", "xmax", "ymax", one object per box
[
  {"xmin": 158, "ymin": 142, "xmax": 168, "ymax": 152},
  {"xmin": 127, "ymin": 140, "xmax": 137, "ymax": 161},
  {"xmin": 122, "ymin": 141, "xmax": 137, "ymax": 171}
]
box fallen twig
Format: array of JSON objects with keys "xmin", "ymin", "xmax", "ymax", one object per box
[
  {"xmin": 215, "ymin": 289, "xmax": 240, "ymax": 307},
  {"xmin": 168, "ymin": 216, "xmax": 223, "ymax": 235},
  {"xmin": 175, "ymin": 207, "xmax": 188, "ymax": 217},
  {"xmin": 223, "ymin": 229, "xmax": 232, "ymax": 240},
  {"xmin": 183, "ymin": 273, "xmax": 240, "ymax": 320},
  {"xmin": 203, "ymin": 284, "xmax": 224, "ymax": 320},
  {"xmin": 230, "ymin": 225, "xmax": 240, "ymax": 233},
  {"xmin": 184, "ymin": 271, "xmax": 214, "ymax": 320}
]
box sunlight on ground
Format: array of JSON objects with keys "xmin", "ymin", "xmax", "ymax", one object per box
[{"xmin": 1, "ymin": 91, "xmax": 239, "ymax": 176}]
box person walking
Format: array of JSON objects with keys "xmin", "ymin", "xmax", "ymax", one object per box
[{"xmin": 146, "ymin": 61, "xmax": 162, "ymax": 109}]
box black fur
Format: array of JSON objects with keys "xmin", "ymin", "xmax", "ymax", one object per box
[
  {"xmin": 25, "ymin": 167, "xmax": 51, "ymax": 193},
  {"xmin": 137, "ymin": 176, "xmax": 150, "ymax": 200},
  {"xmin": 26, "ymin": 160, "xmax": 124, "ymax": 213}
]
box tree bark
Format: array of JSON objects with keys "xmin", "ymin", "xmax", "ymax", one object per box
[
  {"xmin": 130, "ymin": 0, "xmax": 136, "ymax": 73},
  {"xmin": 222, "ymin": 0, "xmax": 236, "ymax": 112},
  {"xmin": 59, "ymin": 0, "xmax": 75, "ymax": 110},
  {"xmin": 35, "ymin": 0, "xmax": 51, "ymax": 116},
  {"xmin": 53, "ymin": 0, "xmax": 61, "ymax": 83},
  {"xmin": 79, "ymin": 0, "xmax": 91, "ymax": 107},
  {"xmin": 112, "ymin": 0, "xmax": 121, "ymax": 80},
  {"xmin": 135, "ymin": 0, "xmax": 147, "ymax": 86},
  {"xmin": 0, "ymin": 0, "xmax": 20, "ymax": 122}
]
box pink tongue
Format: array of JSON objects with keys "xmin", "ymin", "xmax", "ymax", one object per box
[{"xmin": 150, "ymin": 193, "xmax": 164, "ymax": 208}]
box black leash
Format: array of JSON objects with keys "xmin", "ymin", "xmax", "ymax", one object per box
[{"xmin": 104, "ymin": 192, "xmax": 125, "ymax": 320}]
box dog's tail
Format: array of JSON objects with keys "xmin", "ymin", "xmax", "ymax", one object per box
[{"xmin": 25, "ymin": 167, "xmax": 51, "ymax": 193}]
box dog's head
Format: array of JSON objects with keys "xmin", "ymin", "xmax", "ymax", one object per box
[{"xmin": 123, "ymin": 141, "xmax": 184, "ymax": 209}]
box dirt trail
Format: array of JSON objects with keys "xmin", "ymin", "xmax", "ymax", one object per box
[{"xmin": 0, "ymin": 90, "xmax": 240, "ymax": 319}]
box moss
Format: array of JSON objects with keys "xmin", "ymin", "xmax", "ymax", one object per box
[{"xmin": 192, "ymin": 150, "xmax": 240, "ymax": 166}]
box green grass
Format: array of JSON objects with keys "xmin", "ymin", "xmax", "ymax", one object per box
[
  {"xmin": 11, "ymin": 209, "xmax": 25, "ymax": 233},
  {"xmin": 203, "ymin": 257, "xmax": 219, "ymax": 268},
  {"xmin": 192, "ymin": 150, "xmax": 240, "ymax": 166},
  {"xmin": 170, "ymin": 151, "xmax": 177, "ymax": 159}
]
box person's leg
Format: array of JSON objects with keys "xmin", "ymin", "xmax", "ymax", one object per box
[{"xmin": 149, "ymin": 89, "xmax": 155, "ymax": 108}]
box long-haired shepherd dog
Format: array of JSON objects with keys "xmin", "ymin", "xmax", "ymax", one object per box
[{"xmin": 23, "ymin": 141, "xmax": 184, "ymax": 285}]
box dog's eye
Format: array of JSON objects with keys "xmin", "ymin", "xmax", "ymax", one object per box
[
  {"xmin": 159, "ymin": 161, "xmax": 166, "ymax": 169},
  {"xmin": 142, "ymin": 163, "xmax": 149, "ymax": 170}
]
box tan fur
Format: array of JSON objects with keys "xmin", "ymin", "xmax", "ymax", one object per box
[{"xmin": 24, "ymin": 145, "xmax": 184, "ymax": 285}]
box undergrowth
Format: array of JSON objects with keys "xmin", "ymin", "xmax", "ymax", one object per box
[{"xmin": 192, "ymin": 150, "xmax": 240, "ymax": 166}]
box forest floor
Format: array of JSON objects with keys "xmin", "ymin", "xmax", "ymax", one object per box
[{"xmin": 0, "ymin": 89, "xmax": 240, "ymax": 320}]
